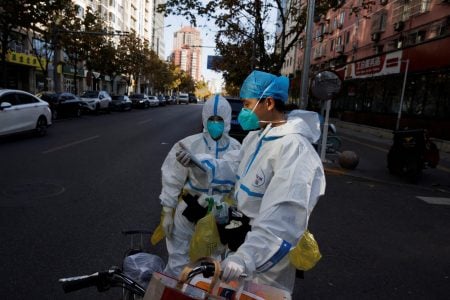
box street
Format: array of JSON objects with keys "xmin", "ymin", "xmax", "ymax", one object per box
[{"xmin": 0, "ymin": 105, "xmax": 449, "ymax": 299}]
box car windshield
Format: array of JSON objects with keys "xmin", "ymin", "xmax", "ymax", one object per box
[
  {"xmin": 130, "ymin": 94, "xmax": 144, "ymax": 99},
  {"xmin": 81, "ymin": 91, "xmax": 99, "ymax": 98},
  {"xmin": 226, "ymin": 98, "xmax": 243, "ymax": 113}
]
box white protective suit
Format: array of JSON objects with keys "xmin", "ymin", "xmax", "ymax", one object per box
[
  {"xmin": 159, "ymin": 95, "xmax": 241, "ymax": 277},
  {"xmin": 197, "ymin": 110, "xmax": 326, "ymax": 293}
]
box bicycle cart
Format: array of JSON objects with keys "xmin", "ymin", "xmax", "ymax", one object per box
[{"xmin": 59, "ymin": 229, "xmax": 164, "ymax": 300}]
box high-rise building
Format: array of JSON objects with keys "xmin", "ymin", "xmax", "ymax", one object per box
[
  {"xmin": 171, "ymin": 27, "xmax": 202, "ymax": 81},
  {"xmin": 73, "ymin": 0, "xmax": 166, "ymax": 58}
]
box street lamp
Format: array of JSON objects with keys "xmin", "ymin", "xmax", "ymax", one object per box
[
  {"xmin": 395, "ymin": 59, "xmax": 410, "ymax": 130},
  {"xmin": 152, "ymin": 24, "xmax": 171, "ymax": 55}
]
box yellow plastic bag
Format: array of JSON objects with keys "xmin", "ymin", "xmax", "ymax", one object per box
[
  {"xmin": 289, "ymin": 230, "xmax": 322, "ymax": 271},
  {"xmin": 189, "ymin": 212, "xmax": 221, "ymax": 262},
  {"xmin": 150, "ymin": 222, "xmax": 165, "ymax": 246}
]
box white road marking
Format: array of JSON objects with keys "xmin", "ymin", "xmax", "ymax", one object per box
[
  {"xmin": 416, "ymin": 196, "xmax": 450, "ymax": 205},
  {"xmin": 42, "ymin": 135, "xmax": 100, "ymax": 154}
]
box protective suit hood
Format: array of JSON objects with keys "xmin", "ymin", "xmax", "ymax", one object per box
[
  {"xmin": 202, "ymin": 94, "xmax": 232, "ymax": 134},
  {"xmin": 264, "ymin": 110, "xmax": 321, "ymax": 143}
]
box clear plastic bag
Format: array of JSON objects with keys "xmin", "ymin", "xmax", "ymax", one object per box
[
  {"xmin": 289, "ymin": 230, "xmax": 322, "ymax": 271},
  {"xmin": 123, "ymin": 252, "xmax": 165, "ymax": 289}
]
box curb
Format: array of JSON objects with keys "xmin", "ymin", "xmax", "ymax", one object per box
[{"xmin": 332, "ymin": 118, "xmax": 450, "ymax": 155}]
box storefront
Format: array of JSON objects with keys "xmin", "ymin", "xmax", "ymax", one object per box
[
  {"xmin": 63, "ymin": 65, "xmax": 85, "ymax": 95},
  {"xmin": 332, "ymin": 38, "xmax": 450, "ymax": 140}
]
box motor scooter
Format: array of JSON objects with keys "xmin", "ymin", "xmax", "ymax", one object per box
[{"xmin": 387, "ymin": 129, "xmax": 439, "ymax": 183}]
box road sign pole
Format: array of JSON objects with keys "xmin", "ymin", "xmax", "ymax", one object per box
[{"xmin": 320, "ymin": 99, "xmax": 331, "ymax": 162}]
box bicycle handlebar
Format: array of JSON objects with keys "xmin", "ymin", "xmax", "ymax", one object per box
[
  {"xmin": 59, "ymin": 271, "xmax": 108, "ymax": 293},
  {"xmin": 59, "ymin": 267, "xmax": 146, "ymax": 296},
  {"xmin": 59, "ymin": 262, "xmax": 247, "ymax": 296}
]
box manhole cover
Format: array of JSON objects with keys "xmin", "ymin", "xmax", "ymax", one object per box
[{"xmin": 2, "ymin": 182, "xmax": 65, "ymax": 204}]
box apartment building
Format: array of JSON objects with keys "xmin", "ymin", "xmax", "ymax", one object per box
[
  {"xmin": 290, "ymin": 0, "xmax": 450, "ymax": 139},
  {"xmin": 3, "ymin": 0, "xmax": 166, "ymax": 94},
  {"xmin": 171, "ymin": 27, "xmax": 202, "ymax": 82}
]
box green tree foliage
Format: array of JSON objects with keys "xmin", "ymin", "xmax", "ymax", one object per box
[
  {"xmin": 178, "ymin": 70, "xmax": 195, "ymax": 93},
  {"xmin": 26, "ymin": 0, "xmax": 75, "ymax": 91},
  {"xmin": 158, "ymin": 0, "xmax": 372, "ymax": 88},
  {"xmin": 0, "ymin": 0, "xmax": 44, "ymax": 87}
]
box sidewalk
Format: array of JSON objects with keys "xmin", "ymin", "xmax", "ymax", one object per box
[
  {"xmin": 323, "ymin": 119, "xmax": 450, "ymax": 191},
  {"xmin": 331, "ymin": 118, "xmax": 450, "ymax": 162}
]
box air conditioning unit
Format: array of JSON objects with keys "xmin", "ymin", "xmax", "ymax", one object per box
[
  {"xmin": 371, "ymin": 32, "xmax": 381, "ymax": 42},
  {"xmin": 317, "ymin": 35, "xmax": 323, "ymax": 42},
  {"xmin": 336, "ymin": 44, "xmax": 344, "ymax": 53},
  {"xmin": 380, "ymin": 0, "xmax": 388, "ymax": 5},
  {"xmin": 394, "ymin": 21, "xmax": 405, "ymax": 31},
  {"xmin": 336, "ymin": 22, "xmax": 343, "ymax": 29}
]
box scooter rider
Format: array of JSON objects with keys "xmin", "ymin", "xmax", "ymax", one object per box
[
  {"xmin": 177, "ymin": 71, "xmax": 326, "ymax": 294},
  {"xmin": 158, "ymin": 94, "xmax": 241, "ymax": 278}
]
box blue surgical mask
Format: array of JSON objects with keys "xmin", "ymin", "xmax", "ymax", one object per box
[
  {"xmin": 206, "ymin": 120, "xmax": 225, "ymax": 140},
  {"xmin": 238, "ymin": 100, "xmax": 261, "ymax": 131}
]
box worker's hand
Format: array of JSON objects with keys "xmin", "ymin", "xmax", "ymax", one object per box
[
  {"xmin": 162, "ymin": 206, "xmax": 174, "ymax": 238},
  {"xmin": 221, "ymin": 255, "xmax": 246, "ymax": 282},
  {"xmin": 176, "ymin": 150, "xmax": 193, "ymax": 167}
]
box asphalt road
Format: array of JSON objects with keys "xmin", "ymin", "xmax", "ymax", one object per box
[
  {"xmin": 0, "ymin": 104, "xmax": 203, "ymax": 299},
  {"xmin": 1, "ymin": 106, "xmax": 449, "ymax": 299}
]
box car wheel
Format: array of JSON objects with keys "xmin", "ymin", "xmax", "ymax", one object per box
[
  {"xmin": 95, "ymin": 103, "xmax": 101, "ymax": 115},
  {"xmin": 75, "ymin": 107, "xmax": 82, "ymax": 118},
  {"xmin": 51, "ymin": 109, "xmax": 58, "ymax": 120},
  {"xmin": 35, "ymin": 116, "xmax": 47, "ymax": 137}
]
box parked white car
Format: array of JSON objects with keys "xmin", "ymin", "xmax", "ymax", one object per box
[
  {"xmin": 177, "ymin": 93, "xmax": 189, "ymax": 104},
  {"xmin": 79, "ymin": 90, "xmax": 112, "ymax": 113},
  {"xmin": 0, "ymin": 89, "xmax": 52, "ymax": 137},
  {"xmin": 148, "ymin": 95, "xmax": 160, "ymax": 107}
]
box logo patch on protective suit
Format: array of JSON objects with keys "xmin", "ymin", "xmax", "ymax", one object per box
[{"xmin": 252, "ymin": 169, "xmax": 265, "ymax": 187}]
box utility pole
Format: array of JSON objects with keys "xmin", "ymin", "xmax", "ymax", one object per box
[
  {"xmin": 396, "ymin": 59, "xmax": 410, "ymax": 130},
  {"xmin": 299, "ymin": 0, "xmax": 316, "ymax": 108}
]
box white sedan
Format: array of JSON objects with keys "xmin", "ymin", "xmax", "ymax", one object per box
[{"xmin": 0, "ymin": 89, "xmax": 52, "ymax": 137}]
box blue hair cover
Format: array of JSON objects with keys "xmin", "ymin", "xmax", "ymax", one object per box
[{"xmin": 239, "ymin": 70, "xmax": 289, "ymax": 102}]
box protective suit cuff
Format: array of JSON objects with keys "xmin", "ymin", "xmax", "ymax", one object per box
[
  {"xmin": 162, "ymin": 206, "xmax": 174, "ymax": 214},
  {"xmin": 255, "ymin": 239, "xmax": 291, "ymax": 273}
]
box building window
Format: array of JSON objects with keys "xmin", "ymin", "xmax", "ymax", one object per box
[
  {"xmin": 371, "ymin": 10, "xmax": 388, "ymax": 33},
  {"xmin": 75, "ymin": 5, "xmax": 84, "ymax": 18},
  {"xmin": 339, "ymin": 12, "xmax": 345, "ymax": 25},
  {"xmin": 374, "ymin": 44, "xmax": 384, "ymax": 54},
  {"xmin": 345, "ymin": 31, "xmax": 350, "ymax": 44},
  {"xmin": 330, "ymin": 39, "xmax": 335, "ymax": 51}
]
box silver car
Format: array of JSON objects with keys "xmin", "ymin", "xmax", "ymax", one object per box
[{"xmin": 79, "ymin": 90, "xmax": 112, "ymax": 113}]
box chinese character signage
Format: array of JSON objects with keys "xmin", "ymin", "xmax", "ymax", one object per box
[{"xmin": 344, "ymin": 50, "xmax": 402, "ymax": 79}]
